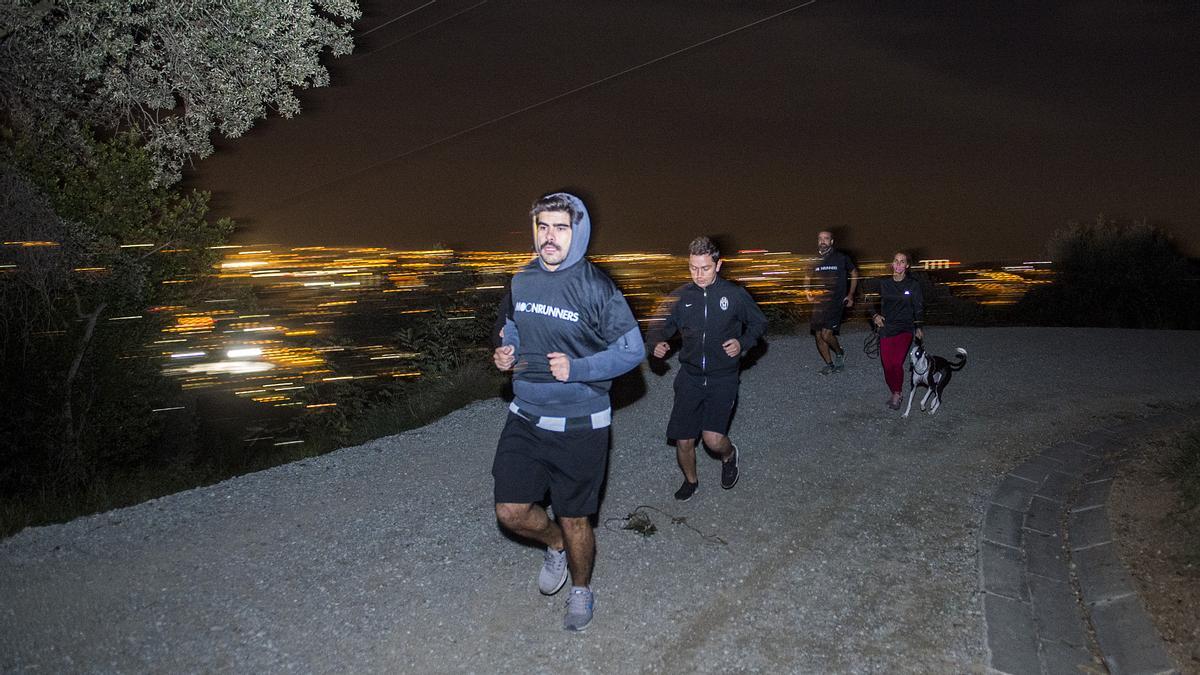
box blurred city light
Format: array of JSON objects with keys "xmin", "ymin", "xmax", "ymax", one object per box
[{"xmin": 131, "ymin": 245, "xmax": 1049, "ymax": 427}]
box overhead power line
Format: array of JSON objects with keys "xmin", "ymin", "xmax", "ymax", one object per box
[
  {"xmin": 275, "ymin": 0, "xmax": 817, "ymax": 210},
  {"xmin": 356, "ymin": 1, "xmax": 438, "ymax": 39},
  {"xmin": 365, "ymin": 0, "xmax": 490, "ymax": 54}
]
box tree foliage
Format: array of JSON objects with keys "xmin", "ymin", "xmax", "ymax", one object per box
[
  {"xmin": 1013, "ymin": 217, "xmax": 1200, "ymax": 329},
  {"xmin": 0, "ymin": 0, "xmax": 362, "ymax": 523},
  {"xmin": 1, "ymin": 0, "xmax": 360, "ymax": 183},
  {"xmin": 1, "ymin": 132, "xmax": 233, "ymax": 490}
]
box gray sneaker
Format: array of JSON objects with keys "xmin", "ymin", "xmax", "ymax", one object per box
[
  {"xmin": 563, "ymin": 587, "xmax": 594, "ymax": 632},
  {"xmin": 819, "ymin": 363, "xmax": 835, "ymax": 375},
  {"xmin": 538, "ymin": 547, "xmax": 568, "ymax": 595},
  {"xmin": 833, "ymin": 351, "xmax": 845, "ymax": 372}
]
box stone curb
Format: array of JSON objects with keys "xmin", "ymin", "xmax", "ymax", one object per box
[{"xmin": 979, "ymin": 410, "xmax": 1191, "ymax": 675}]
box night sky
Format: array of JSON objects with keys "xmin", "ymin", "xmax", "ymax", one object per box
[{"xmin": 187, "ymin": 0, "xmax": 1200, "ymax": 262}]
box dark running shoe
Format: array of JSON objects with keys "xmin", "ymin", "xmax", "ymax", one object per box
[
  {"xmin": 833, "ymin": 351, "xmax": 846, "ymax": 372},
  {"xmin": 721, "ymin": 444, "xmax": 740, "ymax": 489},
  {"xmin": 674, "ymin": 480, "xmax": 699, "ymax": 501},
  {"xmin": 819, "ymin": 363, "xmax": 835, "ymax": 375}
]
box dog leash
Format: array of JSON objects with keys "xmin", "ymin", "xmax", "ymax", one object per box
[{"xmin": 863, "ymin": 328, "xmax": 880, "ymax": 359}]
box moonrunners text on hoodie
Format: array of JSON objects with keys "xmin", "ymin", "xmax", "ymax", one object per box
[{"xmin": 514, "ymin": 301, "xmax": 580, "ymax": 323}]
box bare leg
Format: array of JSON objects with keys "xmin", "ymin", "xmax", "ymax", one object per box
[
  {"xmin": 560, "ymin": 516, "xmax": 595, "ymax": 587},
  {"xmin": 676, "ymin": 438, "xmax": 699, "ymax": 483},
  {"xmin": 826, "ymin": 331, "xmax": 844, "ymax": 356},
  {"xmin": 814, "ymin": 332, "xmax": 832, "ymax": 364},
  {"xmin": 495, "ymin": 503, "xmax": 565, "ymax": 550},
  {"xmin": 701, "ymin": 431, "xmax": 734, "ymax": 462}
]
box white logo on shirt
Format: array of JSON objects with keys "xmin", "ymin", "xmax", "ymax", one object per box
[
  {"xmin": 719, "ymin": 296, "xmax": 729, "ymax": 311},
  {"xmin": 513, "ymin": 301, "xmax": 580, "ymax": 323}
]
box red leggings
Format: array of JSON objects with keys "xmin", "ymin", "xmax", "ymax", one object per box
[{"xmin": 879, "ymin": 332, "xmax": 914, "ymax": 395}]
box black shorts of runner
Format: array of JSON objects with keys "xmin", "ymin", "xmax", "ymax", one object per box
[
  {"xmin": 666, "ymin": 370, "xmax": 739, "ymax": 441},
  {"xmin": 492, "ymin": 412, "xmax": 609, "ymax": 518},
  {"xmin": 809, "ymin": 302, "xmax": 843, "ymax": 334}
]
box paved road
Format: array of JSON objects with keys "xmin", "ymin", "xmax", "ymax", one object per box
[
  {"xmin": 978, "ymin": 409, "xmax": 1191, "ymax": 674},
  {"xmin": 3, "ymin": 327, "xmax": 1199, "ymax": 673}
]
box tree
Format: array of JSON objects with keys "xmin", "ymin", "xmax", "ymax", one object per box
[
  {"xmin": 1013, "ymin": 217, "xmax": 1200, "ymax": 329},
  {"xmin": 1, "ymin": 132, "xmax": 233, "ymax": 489},
  {"xmin": 0, "ymin": 0, "xmax": 360, "ymax": 504},
  {"xmin": 1, "ymin": 0, "xmax": 360, "ymax": 183}
]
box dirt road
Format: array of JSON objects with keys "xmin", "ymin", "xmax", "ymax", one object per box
[{"xmin": 4, "ymin": 327, "xmax": 1198, "ymax": 673}]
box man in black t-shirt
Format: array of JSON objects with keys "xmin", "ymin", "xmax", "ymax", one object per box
[{"xmin": 806, "ymin": 230, "xmax": 857, "ymax": 374}]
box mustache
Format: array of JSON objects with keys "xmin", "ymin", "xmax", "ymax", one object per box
[{"xmin": 540, "ymin": 243, "xmax": 560, "ymax": 252}]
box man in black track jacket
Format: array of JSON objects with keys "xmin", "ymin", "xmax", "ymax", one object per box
[{"xmin": 647, "ymin": 236, "xmax": 767, "ymax": 501}]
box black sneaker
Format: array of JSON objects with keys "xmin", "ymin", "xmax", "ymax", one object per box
[
  {"xmin": 674, "ymin": 480, "xmax": 698, "ymax": 501},
  {"xmin": 721, "ymin": 444, "xmax": 740, "ymax": 489}
]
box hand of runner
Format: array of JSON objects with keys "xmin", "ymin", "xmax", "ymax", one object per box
[
  {"xmin": 873, "ymin": 314, "xmax": 885, "ymax": 329},
  {"xmin": 843, "ymin": 295, "xmax": 854, "ymax": 308},
  {"xmin": 493, "ymin": 345, "xmax": 515, "ymax": 371},
  {"xmin": 722, "ymin": 338, "xmax": 741, "ymax": 357},
  {"xmin": 547, "ymin": 352, "xmax": 571, "ymax": 381},
  {"xmin": 653, "ymin": 341, "xmax": 670, "ymax": 359}
]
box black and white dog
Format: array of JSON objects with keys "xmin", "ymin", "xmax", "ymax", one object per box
[{"xmin": 902, "ymin": 339, "xmax": 967, "ymax": 418}]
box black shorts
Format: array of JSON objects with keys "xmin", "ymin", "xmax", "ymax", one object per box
[
  {"xmin": 666, "ymin": 370, "xmax": 739, "ymax": 440},
  {"xmin": 492, "ymin": 413, "xmax": 609, "ymax": 517},
  {"xmin": 809, "ymin": 302, "xmax": 843, "ymax": 334}
]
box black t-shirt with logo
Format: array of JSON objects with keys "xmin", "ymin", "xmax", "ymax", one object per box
[{"xmin": 812, "ymin": 249, "xmax": 856, "ymax": 308}]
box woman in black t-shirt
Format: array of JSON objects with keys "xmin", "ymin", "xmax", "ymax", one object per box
[{"xmin": 870, "ymin": 252, "xmax": 925, "ymax": 410}]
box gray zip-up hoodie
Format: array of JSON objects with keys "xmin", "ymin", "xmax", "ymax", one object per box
[{"xmin": 502, "ymin": 193, "xmax": 643, "ymax": 419}]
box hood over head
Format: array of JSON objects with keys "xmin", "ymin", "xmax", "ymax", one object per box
[{"xmin": 531, "ymin": 192, "xmax": 590, "ymax": 271}]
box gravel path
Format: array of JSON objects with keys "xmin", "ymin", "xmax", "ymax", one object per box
[{"xmin": 3, "ymin": 327, "xmax": 1199, "ymax": 673}]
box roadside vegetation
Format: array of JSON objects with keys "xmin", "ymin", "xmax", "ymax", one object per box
[
  {"xmin": 1, "ymin": 1, "xmax": 360, "ymax": 536},
  {"xmin": 1111, "ymin": 423, "xmax": 1200, "ymax": 668},
  {"xmin": 0, "ymin": 260, "xmax": 508, "ymax": 537},
  {"xmin": 0, "ymin": 288, "xmax": 507, "ymax": 537},
  {"xmin": 1010, "ymin": 218, "xmax": 1200, "ymax": 329}
]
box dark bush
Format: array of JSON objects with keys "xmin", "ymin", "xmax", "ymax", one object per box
[{"xmin": 1011, "ymin": 219, "xmax": 1200, "ymax": 329}]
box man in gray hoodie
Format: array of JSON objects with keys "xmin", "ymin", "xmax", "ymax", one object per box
[{"xmin": 492, "ymin": 192, "xmax": 643, "ymax": 632}]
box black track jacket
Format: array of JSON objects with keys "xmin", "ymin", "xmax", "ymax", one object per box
[{"xmin": 647, "ymin": 275, "xmax": 768, "ymax": 378}]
